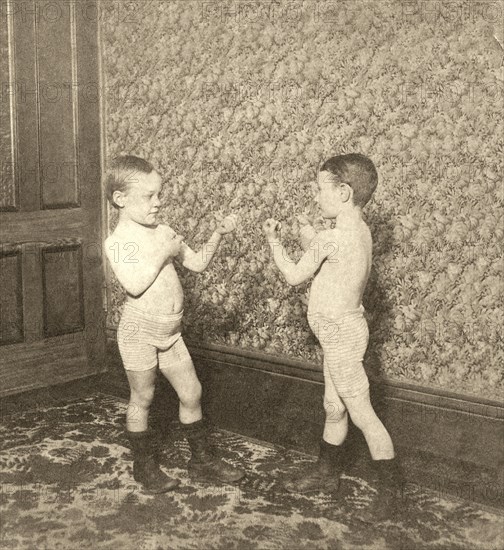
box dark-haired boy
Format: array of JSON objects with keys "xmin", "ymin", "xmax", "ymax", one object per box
[{"xmin": 263, "ymin": 154, "xmax": 403, "ymax": 520}]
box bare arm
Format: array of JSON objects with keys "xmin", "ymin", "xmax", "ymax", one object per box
[
  {"xmin": 178, "ymin": 231, "xmax": 222, "ymax": 273},
  {"xmin": 297, "ymin": 214, "xmax": 317, "ymax": 251},
  {"xmin": 263, "ymin": 220, "xmax": 335, "ymax": 286},
  {"xmin": 178, "ymin": 213, "xmax": 238, "ymax": 273},
  {"xmin": 299, "ymin": 224, "xmax": 317, "ymax": 251}
]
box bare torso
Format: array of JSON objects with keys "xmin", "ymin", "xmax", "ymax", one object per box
[
  {"xmin": 128, "ymin": 261, "xmax": 184, "ymax": 314},
  {"xmin": 106, "ymin": 222, "xmax": 184, "ymax": 314},
  {"xmin": 308, "ymin": 221, "xmax": 372, "ymax": 318}
]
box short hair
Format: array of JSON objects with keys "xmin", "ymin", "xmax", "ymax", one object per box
[
  {"xmin": 105, "ymin": 155, "xmax": 154, "ymax": 208},
  {"xmin": 320, "ymin": 153, "xmax": 378, "ymax": 207}
]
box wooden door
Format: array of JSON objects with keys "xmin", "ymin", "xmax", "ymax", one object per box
[{"xmin": 0, "ymin": 0, "xmax": 105, "ymax": 396}]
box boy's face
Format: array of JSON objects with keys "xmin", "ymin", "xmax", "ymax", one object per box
[
  {"xmin": 115, "ymin": 170, "xmax": 162, "ymax": 226},
  {"xmin": 315, "ymin": 171, "xmax": 344, "ymax": 218}
]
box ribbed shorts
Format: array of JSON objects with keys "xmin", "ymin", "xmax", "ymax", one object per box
[
  {"xmin": 117, "ymin": 303, "xmax": 193, "ymax": 372},
  {"xmin": 308, "ymin": 305, "xmax": 369, "ymax": 399}
]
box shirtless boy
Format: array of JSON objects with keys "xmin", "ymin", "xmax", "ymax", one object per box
[
  {"xmin": 104, "ymin": 155, "xmax": 244, "ymax": 493},
  {"xmin": 263, "ymin": 154, "xmax": 403, "ymax": 520}
]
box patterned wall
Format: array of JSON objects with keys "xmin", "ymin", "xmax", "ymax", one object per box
[{"xmin": 101, "ymin": 0, "xmax": 503, "ymax": 400}]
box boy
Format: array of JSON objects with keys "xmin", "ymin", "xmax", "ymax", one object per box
[
  {"xmin": 104, "ymin": 155, "xmax": 244, "ymax": 493},
  {"xmin": 263, "ymin": 154, "xmax": 403, "ymax": 520}
]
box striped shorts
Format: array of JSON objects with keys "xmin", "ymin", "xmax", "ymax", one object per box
[
  {"xmin": 117, "ymin": 303, "xmax": 193, "ymax": 372},
  {"xmin": 308, "ymin": 306, "xmax": 369, "ymax": 399}
]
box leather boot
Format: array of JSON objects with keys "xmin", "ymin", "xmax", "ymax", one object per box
[
  {"xmin": 127, "ymin": 429, "xmax": 180, "ymax": 494},
  {"xmin": 283, "ymin": 439, "xmax": 344, "ymax": 494},
  {"xmin": 358, "ymin": 457, "xmax": 406, "ymax": 522},
  {"xmin": 182, "ymin": 419, "xmax": 245, "ymax": 484}
]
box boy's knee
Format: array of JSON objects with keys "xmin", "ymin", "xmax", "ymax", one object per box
[
  {"xmin": 179, "ymin": 381, "xmax": 202, "ymax": 408},
  {"xmin": 347, "ymin": 406, "xmax": 381, "ymax": 432},
  {"xmin": 131, "ymin": 387, "xmax": 155, "ymax": 409},
  {"xmin": 347, "ymin": 410, "xmax": 367, "ymax": 430},
  {"xmin": 324, "ymin": 399, "xmax": 347, "ymax": 423}
]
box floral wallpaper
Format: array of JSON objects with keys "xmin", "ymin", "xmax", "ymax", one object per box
[{"xmin": 101, "ymin": 0, "xmax": 503, "ymax": 400}]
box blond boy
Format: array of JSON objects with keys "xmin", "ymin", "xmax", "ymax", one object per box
[{"xmin": 105, "ymin": 155, "xmax": 244, "ymax": 493}]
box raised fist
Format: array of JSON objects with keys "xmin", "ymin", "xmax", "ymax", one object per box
[
  {"xmin": 216, "ymin": 213, "xmax": 239, "ymax": 235},
  {"xmin": 262, "ymin": 218, "xmax": 281, "ymax": 239}
]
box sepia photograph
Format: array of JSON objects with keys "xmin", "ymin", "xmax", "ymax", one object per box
[{"xmin": 0, "ymin": 0, "xmax": 503, "ymax": 548}]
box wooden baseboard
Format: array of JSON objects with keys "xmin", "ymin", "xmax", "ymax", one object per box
[{"xmin": 185, "ymin": 339, "xmax": 504, "ymax": 413}]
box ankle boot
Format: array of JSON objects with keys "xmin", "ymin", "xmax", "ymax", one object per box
[
  {"xmin": 358, "ymin": 457, "xmax": 406, "ymax": 522},
  {"xmin": 283, "ymin": 439, "xmax": 344, "ymax": 494},
  {"xmin": 127, "ymin": 429, "xmax": 180, "ymax": 494},
  {"xmin": 182, "ymin": 419, "xmax": 245, "ymax": 484}
]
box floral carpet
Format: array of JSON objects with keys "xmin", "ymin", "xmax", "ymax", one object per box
[{"xmin": 0, "ymin": 393, "xmax": 502, "ymax": 550}]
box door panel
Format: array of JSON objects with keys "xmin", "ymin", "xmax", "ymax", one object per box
[
  {"xmin": 0, "ymin": 248, "xmax": 23, "ymax": 345},
  {"xmin": 38, "ymin": 1, "xmax": 79, "ymax": 208},
  {"xmin": 0, "ymin": 0, "xmax": 105, "ymax": 396}
]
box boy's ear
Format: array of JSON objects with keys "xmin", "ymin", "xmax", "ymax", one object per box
[
  {"xmin": 112, "ymin": 190, "xmax": 126, "ymax": 208},
  {"xmin": 339, "ymin": 183, "xmax": 352, "ymax": 203}
]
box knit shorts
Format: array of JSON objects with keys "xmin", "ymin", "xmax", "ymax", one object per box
[
  {"xmin": 308, "ymin": 306, "xmax": 370, "ymax": 399},
  {"xmin": 117, "ymin": 303, "xmax": 193, "ymax": 372}
]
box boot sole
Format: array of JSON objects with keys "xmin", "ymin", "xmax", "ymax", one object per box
[
  {"xmin": 188, "ymin": 470, "xmax": 245, "ymax": 484},
  {"xmin": 141, "ymin": 479, "xmax": 181, "ymax": 494},
  {"xmin": 283, "ymin": 479, "xmax": 341, "ymax": 495},
  {"xmin": 133, "ymin": 475, "xmax": 181, "ymax": 494}
]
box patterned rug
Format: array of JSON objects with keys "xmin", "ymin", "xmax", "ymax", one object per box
[{"xmin": 0, "ymin": 394, "xmax": 502, "ymax": 550}]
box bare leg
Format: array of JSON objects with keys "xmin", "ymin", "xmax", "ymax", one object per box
[
  {"xmin": 323, "ymin": 362, "xmax": 348, "ymax": 445},
  {"xmin": 125, "ymin": 367, "xmax": 157, "ymax": 432},
  {"xmin": 159, "ymin": 356, "xmax": 202, "ymax": 425},
  {"xmin": 344, "ymin": 391, "xmax": 406, "ymax": 522},
  {"xmin": 159, "ymin": 346, "xmax": 244, "ymax": 483},
  {"xmin": 282, "ymin": 363, "xmax": 347, "ymax": 494},
  {"xmin": 124, "ymin": 367, "xmax": 180, "ymax": 493},
  {"xmin": 342, "ymin": 389, "xmax": 394, "ymax": 460}
]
